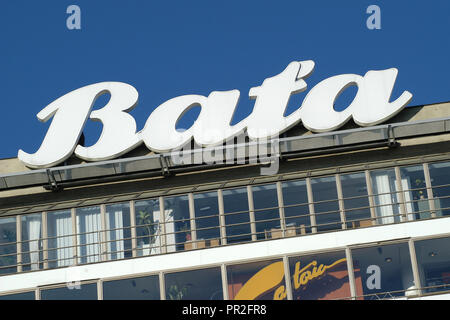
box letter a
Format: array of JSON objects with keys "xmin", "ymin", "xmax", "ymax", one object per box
[
  {"xmin": 366, "ymin": 5, "xmax": 381, "ymax": 30},
  {"xmin": 66, "ymin": 5, "xmax": 81, "ymax": 30}
]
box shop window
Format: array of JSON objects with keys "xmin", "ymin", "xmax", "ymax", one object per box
[
  {"xmin": 414, "ymin": 236, "xmax": 450, "ymax": 294},
  {"xmin": 282, "ymin": 179, "xmax": 311, "ymax": 235},
  {"xmin": 105, "ymin": 203, "xmax": 132, "ymax": 260},
  {"xmin": 0, "ymin": 291, "xmax": 35, "ymax": 300},
  {"xmin": 288, "ymin": 251, "xmax": 350, "ymax": 300},
  {"xmin": 164, "ymin": 195, "xmax": 190, "ymax": 252},
  {"xmin": 311, "ymin": 176, "xmax": 341, "ymax": 232},
  {"xmin": 352, "ymin": 242, "xmax": 415, "ymax": 299},
  {"xmin": 135, "ymin": 199, "xmax": 163, "ymax": 255},
  {"xmin": 193, "ymin": 192, "xmax": 220, "ymax": 249},
  {"xmin": 76, "ymin": 206, "xmax": 102, "ymax": 264},
  {"xmin": 41, "ymin": 282, "xmax": 97, "ymax": 300},
  {"xmin": 47, "ymin": 210, "xmax": 74, "ymax": 268},
  {"xmin": 223, "ymin": 187, "xmax": 251, "ymax": 244},
  {"xmin": 0, "ymin": 217, "xmax": 16, "ymax": 275},
  {"xmin": 165, "ymin": 267, "xmax": 223, "ymax": 300},
  {"xmin": 252, "ymin": 184, "xmax": 280, "ymax": 240},
  {"xmin": 370, "ymin": 169, "xmax": 401, "ymax": 224},
  {"xmin": 400, "ymin": 165, "xmax": 429, "ymax": 220},
  {"xmin": 428, "ymin": 161, "xmax": 450, "ymax": 216},
  {"xmin": 21, "ymin": 213, "xmax": 43, "ymax": 271},
  {"xmin": 340, "ymin": 173, "xmax": 371, "ymax": 228},
  {"xmin": 103, "ymin": 275, "xmax": 160, "ymax": 300},
  {"xmin": 227, "ymin": 259, "xmax": 287, "ymax": 300}
]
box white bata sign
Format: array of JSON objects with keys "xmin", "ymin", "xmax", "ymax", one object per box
[{"xmin": 18, "ymin": 60, "xmax": 412, "ymax": 169}]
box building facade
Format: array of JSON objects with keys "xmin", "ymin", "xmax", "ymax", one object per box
[{"xmin": 0, "ymin": 102, "xmax": 450, "ymax": 300}]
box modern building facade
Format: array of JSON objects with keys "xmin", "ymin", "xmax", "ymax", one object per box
[{"xmin": 0, "ymin": 101, "xmax": 450, "ymax": 300}]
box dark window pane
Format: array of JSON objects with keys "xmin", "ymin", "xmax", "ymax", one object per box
[
  {"xmin": 311, "ymin": 176, "xmax": 341, "ymax": 231},
  {"xmin": 105, "ymin": 203, "xmax": 132, "ymax": 260},
  {"xmin": 414, "ymin": 236, "xmax": 450, "ymax": 294},
  {"xmin": 0, "ymin": 291, "xmax": 35, "ymax": 300},
  {"xmin": 165, "ymin": 267, "xmax": 223, "ymax": 300},
  {"xmin": 103, "ymin": 275, "xmax": 160, "ymax": 300},
  {"xmin": 163, "ymin": 196, "xmax": 190, "ymax": 252},
  {"xmin": 0, "ymin": 217, "xmax": 17, "ymax": 275},
  {"xmin": 135, "ymin": 199, "xmax": 163, "ymax": 255},
  {"xmin": 41, "ymin": 283, "xmax": 97, "ymax": 300},
  {"xmin": 400, "ymin": 165, "xmax": 429, "ymax": 220},
  {"xmin": 252, "ymin": 184, "xmax": 280, "ymax": 240},
  {"xmin": 282, "ymin": 179, "xmax": 311, "ymax": 234},
  {"xmin": 227, "ymin": 259, "xmax": 287, "ymax": 300},
  {"xmin": 223, "ymin": 187, "xmax": 251, "ymax": 244},
  {"xmin": 289, "ymin": 251, "xmax": 350, "ymax": 300},
  {"xmin": 340, "ymin": 173, "xmax": 371, "ymax": 228},
  {"xmin": 428, "ymin": 161, "xmax": 450, "ymax": 216},
  {"xmin": 194, "ymin": 192, "xmax": 220, "ymax": 246},
  {"xmin": 352, "ymin": 242, "xmax": 415, "ymax": 299}
]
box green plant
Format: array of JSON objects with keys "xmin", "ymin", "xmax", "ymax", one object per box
[
  {"xmin": 167, "ymin": 284, "xmax": 188, "ymax": 300},
  {"xmin": 137, "ymin": 208, "xmax": 159, "ymax": 245}
]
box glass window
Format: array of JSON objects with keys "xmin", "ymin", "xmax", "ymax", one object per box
[
  {"xmin": 165, "ymin": 267, "xmax": 223, "ymax": 300},
  {"xmin": 21, "ymin": 213, "xmax": 43, "ymax": 271},
  {"xmin": 76, "ymin": 206, "xmax": 102, "ymax": 264},
  {"xmin": 340, "ymin": 173, "xmax": 371, "ymax": 228},
  {"xmin": 311, "ymin": 176, "xmax": 341, "ymax": 232},
  {"xmin": 41, "ymin": 283, "xmax": 97, "ymax": 300},
  {"xmin": 400, "ymin": 165, "xmax": 429, "ymax": 220},
  {"xmin": 0, "ymin": 217, "xmax": 17, "ymax": 275},
  {"xmin": 103, "ymin": 275, "xmax": 160, "ymax": 300},
  {"xmin": 352, "ymin": 242, "xmax": 414, "ymax": 299},
  {"xmin": 164, "ymin": 196, "xmax": 190, "ymax": 252},
  {"xmin": 428, "ymin": 161, "xmax": 450, "ymax": 216},
  {"xmin": 0, "ymin": 291, "xmax": 35, "ymax": 300},
  {"xmin": 414, "ymin": 236, "xmax": 450, "ymax": 294},
  {"xmin": 47, "ymin": 210, "xmax": 74, "ymax": 268},
  {"xmin": 223, "ymin": 187, "xmax": 251, "ymax": 244},
  {"xmin": 227, "ymin": 259, "xmax": 287, "ymax": 300},
  {"xmin": 370, "ymin": 169, "xmax": 401, "ymax": 224},
  {"xmin": 252, "ymin": 184, "xmax": 280, "ymax": 240},
  {"xmin": 288, "ymin": 251, "xmax": 350, "ymax": 300},
  {"xmin": 194, "ymin": 192, "xmax": 220, "ymax": 247},
  {"xmin": 105, "ymin": 203, "xmax": 132, "ymax": 261},
  {"xmin": 135, "ymin": 199, "xmax": 162, "ymax": 256},
  {"xmin": 282, "ymin": 179, "xmax": 311, "ymax": 235}
]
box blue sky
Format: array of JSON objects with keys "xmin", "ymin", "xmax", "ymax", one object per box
[{"xmin": 0, "ymin": 0, "xmax": 449, "ymax": 159}]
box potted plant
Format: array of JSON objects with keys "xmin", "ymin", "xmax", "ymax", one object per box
[{"xmin": 137, "ymin": 207, "xmax": 159, "ymax": 255}]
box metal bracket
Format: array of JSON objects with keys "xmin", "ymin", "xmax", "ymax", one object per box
[
  {"xmin": 387, "ymin": 125, "xmax": 398, "ymax": 147},
  {"xmin": 159, "ymin": 155, "xmax": 171, "ymax": 177},
  {"xmin": 45, "ymin": 169, "xmax": 62, "ymax": 191}
]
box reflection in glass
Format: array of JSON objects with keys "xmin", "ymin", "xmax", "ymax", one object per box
[
  {"xmin": 164, "ymin": 196, "xmax": 190, "ymax": 252},
  {"xmin": 165, "ymin": 267, "xmax": 223, "ymax": 300},
  {"xmin": 21, "ymin": 213, "xmax": 43, "ymax": 271},
  {"xmin": 311, "ymin": 176, "xmax": 341, "ymax": 231},
  {"xmin": 0, "ymin": 217, "xmax": 16, "ymax": 275},
  {"xmin": 76, "ymin": 206, "xmax": 101, "ymax": 264},
  {"xmin": 194, "ymin": 192, "xmax": 220, "ymax": 247},
  {"xmin": 340, "ymin": 173, "xmax": 371, "ymax": 228},
  {"xmin": 288, "ymin": 251, "xmax": 350, "ymax": 300},
  {"xmin": 41, "ymin": 283, "xmax": 97, "ymax": 300},
  {"xmin": 223, "ymin": 187, "xmax": 251, "ymax": 244},
  {"xmin": 400, "ymin": 165, "xmax": 429, "ymax": 220},
  {"xmin": 227, "ymin": 259, "xmax": 286, "ymax": 300},
  {"xmin": 47, "ymin": 210, "xmax": 73, "ymax": 268},
  {"xmin": 282, "ymin": 179, "xmax": 311, "ymax": 234},
  {"xmin": 370, "ymin": 169, "xmax": 401, "ymax": 224},
  {"xmin": 103, "ymin": 275, "xmax": 160, "ymax": 300},
  {"xmin": 252, "ymin": 184, "xmax": 280, "ymax": 240},
  {"xmin": 428, "ymin": 161, "xmax": 450, "ymax": 216},
  {"xmin": 352, "ymin": 242, "xmax": 414, "ymax": 299},
  {"xmin": 415, "ymin": 237, "xmax": 450, "ymax": 293},
  {"xmin": 105, "ymin": 203, "xmax": 132, "ymax": 260},
  {"xmin": 135, "ymin": 199, "xmax": 162, "ymax": 256}
]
